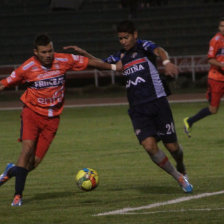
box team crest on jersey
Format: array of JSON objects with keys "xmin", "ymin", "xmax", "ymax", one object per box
[
  {"xmin": 55, "ymin": 64, "xmax": 60, "ymax": 69},
  {"xmin": 31, "ymin": 66, "xmax": 39, "ymax": 72},
  {"xmin": 135, "ymin": 129, "xmax": 141, "ymax": 136},
  {"xmin": 131, "ymin": 52, "xmax": 138, "ymax": 58}
]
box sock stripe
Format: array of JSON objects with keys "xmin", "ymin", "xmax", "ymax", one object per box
[{"xmin": 159, "ymin": 156, "xmax": 168, "ymax": 167}]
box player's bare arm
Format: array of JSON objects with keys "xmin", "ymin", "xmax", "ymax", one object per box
[
  {"xmin": 63, "ymin": 45, "xmax": 99, "ymax": 60},
  {"xmin": 153, "ymin": 47, "xmax": 178, "ymax": 77},
  {"xmin": 88, "ymin": 57, "xmax": 122, "ymax": 71},
  {"xmin": 64, "ymin": 45, "xmax": 122, "ymax": 71},
  {"xmin": 0, "ymin": 82, "xmax": 5, "ymax": 91},
  {"xmin": 208, "ymin": 58, "xmax": 224, "ymax": 69}
]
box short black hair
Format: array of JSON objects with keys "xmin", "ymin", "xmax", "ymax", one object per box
[
  {"xmin": 34, "ymin": 34, "xmax": 52, "ymax": 49},
  {"xmin": 219, "ymin": 17, "xmax": 224, "ymax": 23},
  {"xmin": 116, "ymin": 20, "xmax": 136, "ymax": 34}
]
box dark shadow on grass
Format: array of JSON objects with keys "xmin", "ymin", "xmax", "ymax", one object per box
[
  {"xmin": 107, "ymin": 185, "xmax": 181, "ymax": 195},
  {"xmin": 137, "ymin": 185, "xmax": 182, "ymax": 195},
  {"xmin": 25, "ymin": 190, "xmax": 101, "ymax": 204},
  {"xmin": 25, "ymin": 191, "xmax": 74, "ymax": 202}
]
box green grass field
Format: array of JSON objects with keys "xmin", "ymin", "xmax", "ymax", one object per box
[{"xmin": 0, "ymin": 102, "xmax": 224, "ymax": 224}]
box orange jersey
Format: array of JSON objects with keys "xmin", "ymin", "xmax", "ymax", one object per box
[
  {"xmin": 208, "ymin": 32, "xmax": 224, "ymax": 81},
  {"xmin": 1, "ymin": 53, "xmax": 89, "ymax": 117}
]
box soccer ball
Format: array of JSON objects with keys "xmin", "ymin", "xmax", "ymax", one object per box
[{"xmin": 75, "ymin": 168, "xmax": 99, "ymax": 191}]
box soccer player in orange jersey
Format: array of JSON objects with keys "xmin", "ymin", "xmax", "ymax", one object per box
[
  {"xmin": 184, "ymin": 17, "xmax": 224, "ymax": 137},
  {"xmin": 0, "ymin": 34, "xmax": 117, "ymax": 206}
]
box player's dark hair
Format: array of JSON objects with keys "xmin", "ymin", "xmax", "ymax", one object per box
[
  {"xmin": 34, "ymin": 34, "xmax": 52, "ymax": 49},
  {"xmin": 219, "ymin": 17, "xmax": 224, "ymax": 23},
  {"xmin": 116, "ymin": 20, "xmax": 136, "ymax": 34}
]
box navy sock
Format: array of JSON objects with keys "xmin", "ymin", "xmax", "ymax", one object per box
[
  {"xmin": 170, "ymin": 146, "xmax": 186, "ymax": 175},
  {"xmin": 15, "ymin": 167, "xmax": 28, "ymax": 196},
  {"xmin": 188, "ymin": 107, "xmax": 211, "ymax": 127},
  {"xmin": 8, "ymin": 166, "xmax": 17, "ymax": 177},
  {"xmin": 9, "ymin": 166, "xmax": 28, "ymax": 196}
]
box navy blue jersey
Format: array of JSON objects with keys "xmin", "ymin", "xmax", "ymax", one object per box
[{"xmin": 104, "ymin": 39, "xmax": 166, "ymax": 107}]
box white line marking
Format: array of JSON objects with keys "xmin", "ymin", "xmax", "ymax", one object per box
[
  {"xmin": 126, "ymin": 207, "xmax": 224, "ymax": 215},
  {"xmin": 94, "ymin": 190, "xmax": 224, "ymax": 216},
  {"xmin": 0, "ymin": 103, "xmax": 128, "ymax": 111},
  {"xmin": 0, "ymin": 99, "xmax": 208, "ymax": 111}
]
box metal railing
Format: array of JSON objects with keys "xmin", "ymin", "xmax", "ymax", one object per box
[{"xmin": 0, "ymin": 55, "xmax": 210, "ymax": 89}]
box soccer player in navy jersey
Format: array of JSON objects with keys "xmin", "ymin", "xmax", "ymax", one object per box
[{"xmin": 65, "ymin": 20, "xmax": 193, "ymax": 193}]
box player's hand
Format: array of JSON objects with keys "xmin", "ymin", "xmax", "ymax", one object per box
[
  {"xmin": 63, "ymin": 45, "xmax": 87, "ymax": 56},
  {"xmin": 115, "ymin": 60, "xmax": 123, "ymax": 71},
  {"xmin": 164, "ymin": 62, "xmax": 179, "ymax": 77}
]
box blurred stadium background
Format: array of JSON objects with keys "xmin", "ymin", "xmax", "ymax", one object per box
[{"xmin": 0, "ymin": 0, "xmax": 224, "ymax": 91}]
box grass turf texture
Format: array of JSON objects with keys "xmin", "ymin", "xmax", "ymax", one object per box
[{"xmin": 0, "ymin": 103, "xmax": 224, "ymax": 224}]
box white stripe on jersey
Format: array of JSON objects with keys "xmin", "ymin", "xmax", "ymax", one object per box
[
  {"xmin": 23, "ymin": 61, "xmax": 35, "ymax": 70},
  {"xmin": 145, "ymin": 57, "xmax": 166, "ymax": 98}
]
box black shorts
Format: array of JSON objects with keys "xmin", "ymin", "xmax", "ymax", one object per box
[{"xmin": 128, "ymin": 97, "xmax": 177, "ymax": 144}]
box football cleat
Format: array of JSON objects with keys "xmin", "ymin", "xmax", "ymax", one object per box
[
  {"xmin": 183, "ymin": 174, "xmax": 189, "ymax": 182},
  {"xmin": 183, "ymin": 117, "xmax": 191, "ymax": 138},
  {"xmin": 11, "ymin": 194, "xmax": 22, "ymax": 207},
  {"xmin": 0, "ymin": 163, "xmax": 15, "ymax": 186},
  {"xmin": 178, "ymin": 175, "xmax": 193, "ymax": 193}
]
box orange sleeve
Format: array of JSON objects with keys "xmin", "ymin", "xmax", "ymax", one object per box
[
  {"xmin": 208, "ymin": 36, "xmax": 218, "ymax": 59},
  {"xmin": 71, "ymin": 54, "xmax": 89, "ymax": 71},
  {"xmin": 0, "ymin": 67, "xmax": 24, "ymax": 88}
]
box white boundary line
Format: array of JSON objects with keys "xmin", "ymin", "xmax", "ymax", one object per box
[
  {"xmin": 0, "ymin": 99, "xmax": 208, "ymax": 111},
  {"xmin": 94, "ymin": 190, "xmax": 224, "ymax": 216},
  {"xmin": 125, "ymin": 207, "xmax": 224, "ymax": 215}
]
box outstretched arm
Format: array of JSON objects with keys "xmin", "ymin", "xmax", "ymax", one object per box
[
  {"xmin": 63, "ymin": 45, "xmax": 122, "ymax": 71},
  {"xmin": 0, "ymin": 81, "xmax": 5, "ymax": 91},
  {"xmin": 63, "ymin": 45, "xmax": 102, "ymax": 61},
  {"xmin": 153, "ymin": 47, "xmax": 178, "ymax": 77},
  {"xmin": 208, "ymin": 58, "xmax": 224, "ymax": 69}
]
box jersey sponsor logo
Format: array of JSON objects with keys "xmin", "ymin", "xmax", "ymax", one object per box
[
  {"xmin": 32, "ymin": 75, "xmax": 65, "ymax": 89},
  {"xmin": 126, "ymin": 77, "xmax": 146, "ymax": 88},
  {"xmin": 37, "ymin": 70, "xmax": 61, "ymax": 79},
  {"xmin": 37, "ymin": 86, "xmax": 64, "ymax": 105},
  {"xmin": 123, "ymin": 64, "xmax": 145, "ymax": 76}
]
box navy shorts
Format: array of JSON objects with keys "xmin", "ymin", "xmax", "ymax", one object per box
[{"xmin": 128, "ymin": 97, "xmax": 177, "ymax": 144}]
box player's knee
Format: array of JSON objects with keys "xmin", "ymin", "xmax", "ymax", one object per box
[
  {"xmin": 34, "ymin": 156, "xmax": 42, "ymax": 168},
  {"xmin": 210, "ymin": 109, "xmax": 217, "ymax": 114},
  {"xmin": 209, "ymin": 106, "xmax": 218, "ymax": 114},
  {"xmin": 141, "ymin": 137, "xmax": 158, "ymax": 154},
  {"xmin": 164, "ymin": 142, "xmax": 179, "ymax": 152}
]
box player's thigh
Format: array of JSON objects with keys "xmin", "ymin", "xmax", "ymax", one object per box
[
  {"xmin": 155, "ymin": 98, "xmax": 177, "ymax": 143},
  {"xmin": 141, "ymin": 137, "xmax": 159, "ymax": 154},
  {"xmin": 128, "ymin": 106, "xmax": 157, "ymax": 144},
  {"xmin": 35, "ymin": 116, "xmax": 60, "ymax": 160},
  {"xmin": 20, "ymin": 106, "xmax": 39, "ymax": 141},
  {"xmin": 207, "ymin": 79, "xmax": 224, "ymax": 108},
  {"xmin": 163, "ymin": 142, "xmax": 179, "ymax": 152}
]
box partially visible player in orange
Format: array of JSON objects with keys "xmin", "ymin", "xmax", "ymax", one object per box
[
  {"xmin": 184, "ymin": 17, "xmax": 224, "ymax": 137},
  {"xmin": 0, "ymin": 34, "xmax": 118, "ymax": 206}
]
